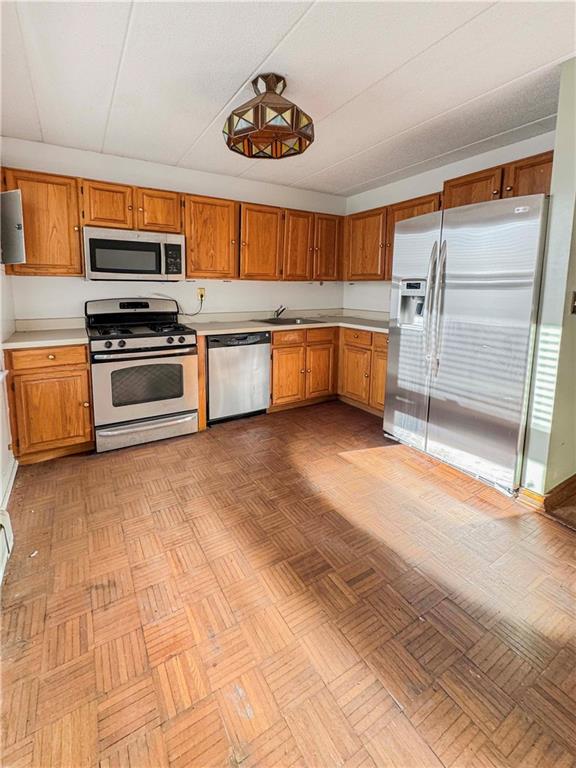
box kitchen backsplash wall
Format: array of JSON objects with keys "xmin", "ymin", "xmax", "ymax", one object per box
[
  {"xmin": 343, "ymin": 281, "xmax": 391, "ymax": 313},
  {"xmin": 10, "ymin": 276, "xmax": 344, "ymax": 319}
]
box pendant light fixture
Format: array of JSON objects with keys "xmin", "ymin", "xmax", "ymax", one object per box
[{"xmin": 223, "ymin": 73, "xmax": 314, "ymax": 159}]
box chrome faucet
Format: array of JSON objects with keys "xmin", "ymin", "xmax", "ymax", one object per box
[{"xmin": 274, "ymin": 305, "xmax": 287, "ymax": 318}]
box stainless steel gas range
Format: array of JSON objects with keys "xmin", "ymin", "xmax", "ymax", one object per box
[{"xmin": 86, "ymin": 299, "xmax": 198, "ymax": 452}]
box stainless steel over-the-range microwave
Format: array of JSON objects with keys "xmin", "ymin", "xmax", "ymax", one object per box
[{"xmin": 84, "ymin": 226, "xmax": 185, "ymax": 281}]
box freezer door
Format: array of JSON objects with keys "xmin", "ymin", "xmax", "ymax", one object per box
[
  {"xmin": 426, "ymin": 195, "xmax": 547, "ymax": 491},
  {"xmin": 384, "ymin": 211, "xmax": 442, "ymax": 449}
]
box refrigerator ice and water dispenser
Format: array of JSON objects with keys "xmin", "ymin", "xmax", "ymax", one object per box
[{"xmin": 398, "ymin": 280, "xmax": 426, "ymax": 328}]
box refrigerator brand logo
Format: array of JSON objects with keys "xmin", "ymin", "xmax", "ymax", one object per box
[{"xmin": 514, "ymin": 206, "xmax": 530, "ymax": 214}]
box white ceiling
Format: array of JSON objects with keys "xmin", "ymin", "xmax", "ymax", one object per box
[{"xmin": 1, "ymin": 1, "xmax": 574, "ymax": 196}]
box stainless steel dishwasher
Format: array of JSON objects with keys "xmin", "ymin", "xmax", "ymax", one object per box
[{"xmin": 207, "ymin": 332, "xmax": 271, "ymax": 423}]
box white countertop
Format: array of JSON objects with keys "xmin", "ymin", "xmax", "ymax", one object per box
[
  {"xmin": 2, "ymin": 315, "xmax": 388, "ymax": 350},
  {"xmin": 2, "ymin": 328, "xmax": 89, "ymax": 350}
]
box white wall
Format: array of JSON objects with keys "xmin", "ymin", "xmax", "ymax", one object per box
[
  {"xmin": 10, "ymin": 276, "xmax": 343, "ymax": 319},
  {"xmin": 1, "ymin": 138, "xmax": 346, "ymax": 215},
  {"xmin": 343, "ymin": 281, "xmax": 391, "ymax": 313},
  {"xmin": 346, "ymin": 132, "xmax": 556, "ymax": 213}
]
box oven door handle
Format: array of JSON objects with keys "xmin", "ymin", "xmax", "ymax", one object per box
[
  {"xmin": 92, "ymin": 347, "xmax": 197, "ymax": 361},
  {"xmin": 98, "ymin": 413, "xmax": 197, "ymax": 437}
]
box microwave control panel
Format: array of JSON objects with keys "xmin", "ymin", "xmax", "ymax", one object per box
[{"xmin": 165, "ymin": 244, "xmax": 183, "ymax": 274}]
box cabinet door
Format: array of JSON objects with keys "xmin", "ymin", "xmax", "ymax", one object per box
[
  {"xmin": 283, "ymin": 209, "xmax": 314, "ymax": 280},
  {"xmin": 81, "ymin": 180, "xmax": 134, "ymax": 228},
  {"xmin": 4, "ymin": 169, "xmax": 82, "ymax": 276},
  {"xmin": 13, "ymin": 369, "xmax": 92, "ymax": 456},
  {"xmin": 272, "ymin": 346, "xmax": 306, "ymax": 405},
  {"xmin": 313, "ymin": 214, "xmax": 340, "ymax": 280},
  {"xmin": 346, "ymin": 209, "xmax": 386, "ymax": 280},
  {"xmin": 306, "ymin": 343, "xmax": 335, "ymax": 399},
  {"xmin": 240, "ymin": 204, "xmax": 284, "ymax": 279},
  {"xmin": 443, "ymin": 167, "xmax": 503, "ymax": 209},
  {"xmin": 341, "ymin": 345, "xmax": 371, "ymax": 403},
  {"xmin": 136, "ymin": 188, "xmax": 181, "ymax": 232},
  {"xmin": 369, "ymin": 349, "xmax": 388, "ymax": 411},
  {"xmin": 385, "ymin": 194, "xmax": 441, "ymax": 279},
  {"xmin": 502, "ymin": 152, "xmax": 553, "ymax": 198},
  {"xmin": 185, "ymin": 195, "xmax": 239, "ymax": 278}
]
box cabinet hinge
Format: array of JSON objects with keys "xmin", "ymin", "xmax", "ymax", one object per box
[
  {"xmin": 181, "ymin": 199, "xmax": 185, "ymax": 208},
  {"xmin": 10, "ymin": 381, "xmax": 15, "ymax": 392},
  {"xmin": 80, "ymin": 185, "xmax": 84, "ymax": 194}
]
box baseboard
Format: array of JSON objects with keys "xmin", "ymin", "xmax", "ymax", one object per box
[
  {"xmin": 1, "ymin": 455, "xmax": 18, "ymax": 511},
  {"xmin": 338, "ymin": 395, "xmax": 383, "ymax": 418},
  {"xmin": 545, "ymin": 472, "xmax": 576, "ymax": 512}
]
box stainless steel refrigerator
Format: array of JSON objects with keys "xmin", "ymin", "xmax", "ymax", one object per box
[{"xmin": 383, "ymin": 194, "xmax": 548, "ymax": 494}]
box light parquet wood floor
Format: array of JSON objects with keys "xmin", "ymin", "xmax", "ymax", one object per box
[{"xmin": 2, "ymin": 402, "xmax": 575, "ymax": 768}]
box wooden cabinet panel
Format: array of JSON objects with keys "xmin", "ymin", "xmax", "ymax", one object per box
[
  {"xmin": 272, "ymin": 330, "xmax": 306, "ymax": 346},
  {"xmin": 81, "ymin": 180, "xmax": 133, "ymax": 228},
  {"xmin": 385, "ymin": 193, "xmax": 441, "ymax": 279},
  {"xmin": 8, "ymin": 345, "xmax": 87, "ymax": 372},
  {"xmin": 443, "ymin": 167, "xmax": 503, "ymax": 209},
  {"xmin": 313, "ymin": 214, "xmax": 340, "ymax": 280},
  {"xmin": 502, "ymin": 152, "xmax": 553, "ymax": 198},
  {"xmin": 341, "ymin": 345, "xmax": 371, "ymax": 403},
  {"xmin": 373, "ymin": 332, "xmax": 389, "ymax": 351},
  {"xmin": 240, "ymin": 204, "xmax": 283, "ymax": 280},
  {"xmin": 346, "ymin": 208, "xmax": 386, "ymax": 280},
  {"xmin": 369, "ymin": 349, "xmax": 388, "ymax": 411},
  {"xmin": 185, "ymin": 195, "xmax": 239, "ymax": 278},
  {"xmin": 13, "ymin": 368, "xmax": 92, "ymax": 456},
  {"xmin": 4, "ymin": 169, "xmax": 82, "ymax": 276},
  {"xmin": 342, "ymin": 328, "xmax": 372, "ymax": 347},
  {"xmin": 306, "ymin": 327, "xmax": 337, "ymax": 344},
  {"xmin": 272, "ymin": 346, "xmax": 306, "ymax": 405},
  {"xmin": 283, "ymin": 210, "xmax": 314, "ymax": 280},
  {"xmin": 136, "ymin": 188, "xmax": 181, "ymax": 232},
  {"xmin": 305, "ymin": 343, "xmax": 335, "ymax": 399}
]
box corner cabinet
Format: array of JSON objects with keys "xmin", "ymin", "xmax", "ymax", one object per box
[
  {"xmin": 4, "ymin": 169, "xmax": 83, "ymax": 276},
  {"xmin": 184, "ymin": 195, "xmax": 239, "ymax": 278},
  {"xmin": 502, "ymin": 152, "xmax": 553, "ymax": 198},
  {"xmin": 345, "ymin": 208, "xmax": 387, "ymax": 280},
  {"xmin": 5, "ymin": 345, "xmax": 94, "ymax": 464},
  {"xmin": 385, "ymin": 194, "xmax": 441, "ymax": 276},
  {"xmin": 271, "ymin": 328, "xmax": 337, "ymax": 408},
  {"xmin": 338, "ymin": 329, "xmax": 388, "ymax": 413},
  {"xmin": 240, "ymin": 203, "xmax": 284, "ymax": 280}
]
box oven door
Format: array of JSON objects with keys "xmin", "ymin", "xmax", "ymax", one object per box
[{"xmin": 91, "ymin": 348, "xmax": 198, "ymax": 426}]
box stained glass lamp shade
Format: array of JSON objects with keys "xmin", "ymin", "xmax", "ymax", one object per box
[{"xmin": 223, "ymin": 74, "xmax": 314, "ymax": 159}]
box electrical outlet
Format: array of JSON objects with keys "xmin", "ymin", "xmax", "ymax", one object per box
[{"xmin": 197, "ymin": 287, "xmax": 206, "ymax": 301}]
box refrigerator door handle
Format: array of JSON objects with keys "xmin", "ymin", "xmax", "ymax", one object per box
[
  {"xmin": 423, "ymin": 240, "xmax": 439, "ymax": 363},
  {"xmin": 432, "ymin": 239, "xmax": 447, "ymax": 377}
]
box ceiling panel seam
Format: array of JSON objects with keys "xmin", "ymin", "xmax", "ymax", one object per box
[
  {"xmin": 14, "ymin": 2, "xmax": 44, "ymax": 142},
  {"xmin": 340, "ymin": 114, "xmax": 557, "ymax": 196},
  {"xmin": 174, "ymin": 0, "xmax": 316, "ymax": 168},
  {"xmin": 236, "ymin": 0, "xmax": 499, "ymax": 179},
  {"xmin": 100, "ymin": 1, "xmax": 135, "ymax": 153},
  {"xmin": 288, "ymin": 56, "xmax": 570, "ymax": 188}
]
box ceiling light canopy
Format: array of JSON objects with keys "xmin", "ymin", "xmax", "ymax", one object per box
[{"xmin": 223, "ymin": 73, "xmax": 314, "ymax": 159}]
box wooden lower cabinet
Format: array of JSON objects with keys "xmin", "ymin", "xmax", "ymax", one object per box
[
  {"xmin": 339, "ymin": 331, "xmax": 388, "ymax": 412},
  {"xmin": 341, "ymin": 345, "xmax": 371, "ymax": 403},
  {"xmin": 271, "ymin": 329, "xmax": 337, "ymax": 407},
  {"xmin": 6, "ymin": 345, "xmax": 94, "ymax": 464},
  {"xmin": 369, "ymin": 349, "xmax": 388, "ymax": 410}
]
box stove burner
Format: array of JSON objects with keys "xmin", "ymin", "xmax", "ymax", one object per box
[
  {"xmin": 98, "ymin": 327, "xmax": 134, "ymax": 337},
  {"xmin": 149, "ymin": 323, "xmax": 191, "ymax": 333}
]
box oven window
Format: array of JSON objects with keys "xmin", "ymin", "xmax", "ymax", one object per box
[
  {"xmin": 111, "ymin": 364, "xmax": 183, "ymax": 407},
  {"xmin": 89, "ymin": 239, "xmax": 161, "ymax": 274}
]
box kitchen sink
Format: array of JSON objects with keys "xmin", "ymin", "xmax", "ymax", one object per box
[{"xmin": 253, "ymin": 317, "xmax": 324, "ymax": 325}]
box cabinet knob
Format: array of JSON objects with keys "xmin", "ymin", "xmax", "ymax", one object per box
[
  {"xmin": 379, "ymin": 242, "xmax": 384, "ymax": 248},
  {"xmin": 353, "ymin": 333, "xmax": 359, "ymax": 338},
  {"xmin": 308, "ymin": 247, "xmax": 314, "ymax": 252},
  {"xmin": 491, "ymin": 190, "xmax": 499, "ymax": 196},
  {"xmin": 73, "ymin": 225, "xmax": 80, "ymax": 231},
  {"xmin": 386, "ymin": 242, "xmax": 391, "ymax": 247},
  {"xmin": 127, "ymin": 205, "xmax": 133, "ymax": 210},
  {"xmin": 47, "ymin": 354, "xmax": 56, "ymax": 360},
  {"xmin": 138, "ymin": 207, "xmax": 144, "ymax": 212},
  {"xmin": 231, "ymin": 239, "xmax": 236, "ymax": 245},
  {"xmin": 82, "ymin": 402, "xmax": 90, "ymax": 408},
  {"xmin": 315, "ymin": 247, "xmax": 319, "ymax": 252},
  {"xmin": 364, "ymin": 372, "xmax": 369, "ymax": 378},
  {"xmin": 505, "ymin": 186, "xmax": 513, "ymax": 192},
  {"xmin": 306, "ymin": 368, "xmax": 311, "ymax": 373},
  {"xmin": 241, "ymin": 241, "xmax": 247, "ymax": 247},
  {"xmin": 300, "ymin": 369, "xmax": 305, "ymax": 374}
]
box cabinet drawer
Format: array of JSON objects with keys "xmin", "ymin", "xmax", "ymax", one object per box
[
  {"xmin": 373, "ymin": 332, "xmax": 389, "ymax": 351},
  {"xmin": 272, "ymin": 330, "xmax": 306, "ymax": 346},
  {"xmin": 342, "ymin": 328, "xmax": 372, "ymax": 347},
  {"xmin": 9, "ymin": 345, "xmax": 87, "ymax": 371},
  {"xmin": 306, "ymin": 327, "xmax": 337, "ymax": 344}
]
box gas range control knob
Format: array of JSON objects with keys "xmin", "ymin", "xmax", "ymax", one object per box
[
  {"xmin": 167, "ymin": 336, "xmax": 174, "ymax": 344},
  {"xmin": 104, "ymin": 341, "xmax": 113, "ymax": 349},
  {"xmin": 118, "ymin": 339, "xmax": 126, "ymax": 348},
  {"xmin": 178, "ymin": 336, "xmax": 185, "ymax": 344}
]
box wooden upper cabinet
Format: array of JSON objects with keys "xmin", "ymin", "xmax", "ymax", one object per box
[
  {"xmin": 283, "ymin": 209, "xmax": 314, "ymax": 280},
  {"xmin": 81, "ymin": 179, "xmax": 133, "ymax": 228},
  {"xmin": 502, "ymin": 152, "xmax": 553, "ymax": 198},
  {"xmin": 185, "ymin": 195, "xmax": 239, "ymax": 278},
  {"xmin": 272, "ymin": 345, "xmax": 306, "ymax": 405},
  {"xmin": 4, "ymin": 169, "xmax": 82, "ymax": 276},
  {"xmin": 443, "ymin": 167, "xmax": 503, "ymax": 209},
  {"xmin": 240, "ymin": 203, "xmax": 283, "ymax": 280},
  {"xmin": 13, "ymin": 368, "xmax": 92, "ymax": 456},
  {"xmin": 346, "ymin": 208, "xmax": 386, "ymax": 280},
  {"xmin": 313, "ymin": 214, "xmax": 340, "ymax": 280},
  {"xmin": 136, "ymin": 188, "xmax": 181, "ymax": 232},
  {"xmin": 385, "ymin": 193, "xmax": 441, "ymax": 279}
]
